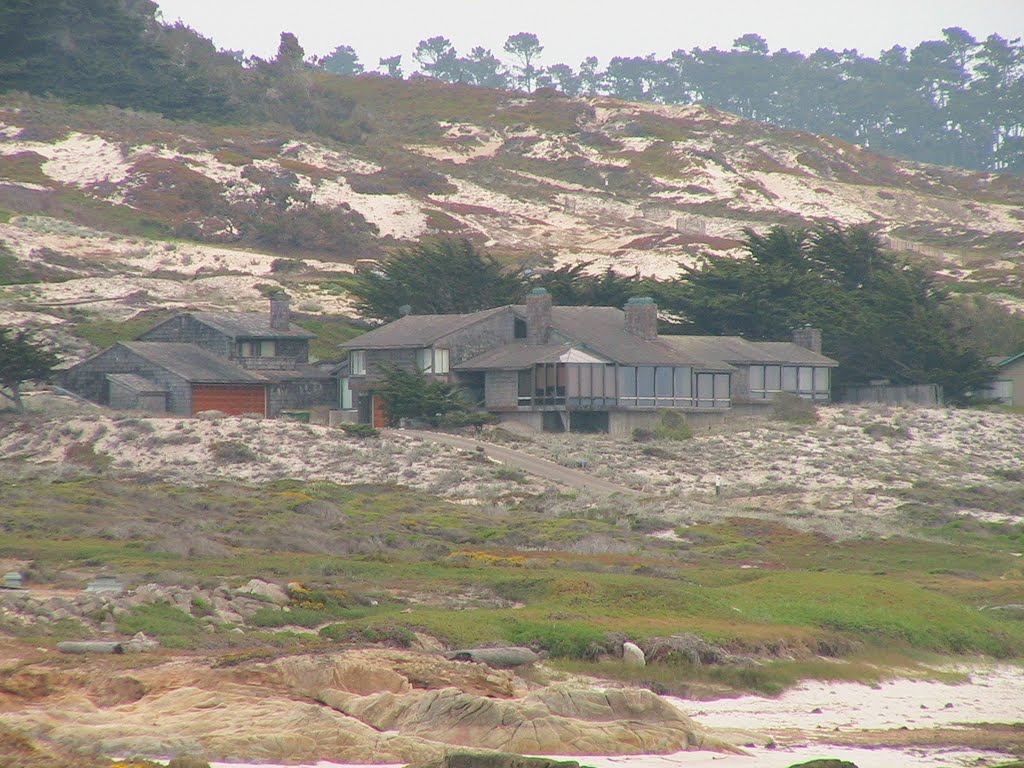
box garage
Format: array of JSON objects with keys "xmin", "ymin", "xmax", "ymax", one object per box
[{"xmin": 192, "ymin": 384, "xmax": 267, "ymax": 417}]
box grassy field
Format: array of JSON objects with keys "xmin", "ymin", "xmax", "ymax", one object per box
[{"xmin": 2, "ymin": 469, "xmax": 1021, "ymax": 693}]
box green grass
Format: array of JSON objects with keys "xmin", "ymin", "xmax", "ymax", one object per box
[
  {"xmin": 116, "ymin": 603, "xmax": 204, "ymax": 648},
  {"xmin": 294, "ymin": 315, "xmax": 364, "ymax": 362},
  {"xmin": 0, "ymin": 474, "xmax": 1022, "ymax": 665},
  {"xmin": 68, "ymin": 309, "xmax": 174, "ymax": 349}
]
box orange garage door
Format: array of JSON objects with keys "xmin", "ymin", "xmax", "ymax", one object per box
[{"xmin": 191, "ymin": 384, "xmax": 267, "ymax": 416}]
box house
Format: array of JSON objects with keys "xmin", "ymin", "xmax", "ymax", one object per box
[
  {"xmin": 62, "ymin": 293, "xmax": 336, "ymax": 417},
  {"xmin": 338, "ymin": 290, "xmax": 838, "ymax": 433},
  {"xmin": 986, "ymin": 351, "xmax": 1024, "ymax": 406}
]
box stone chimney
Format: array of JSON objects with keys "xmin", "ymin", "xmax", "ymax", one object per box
[
  {"xmin": 525, "ymin": 287, "xmax": 552, "ymax": 345},
  {"xmin": 269, "ymin": 292, "xmax": 291, "ymax": 331},
  {"xmin": 792, "ymin": 325, "xmax": 822, "ymax": 354},
  {"xmin": 624, "ymin": 297, "xmax": 658, "ymax": 341}
]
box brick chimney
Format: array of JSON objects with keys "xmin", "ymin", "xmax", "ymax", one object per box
[
  {"xmin": 792, "ymin": 325, "xmax": 822, "ymax": 354},
  {"xmin": 624, "ymin": 297, "xmax": 658, "ymax": 340},
  {"xmin": 525, "ymin": 287, "xmax": 552, "ymax": 345},
  {"xmin": 269, "ymin": 292, "xmax": 291, "ymax": 331}
]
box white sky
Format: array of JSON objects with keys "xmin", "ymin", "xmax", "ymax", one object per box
[{"xmin": 156, "ymin": 0, "xmax": 1024, "ymax": 69}]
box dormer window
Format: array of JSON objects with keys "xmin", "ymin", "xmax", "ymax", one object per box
[
  {"xmin": 239, "ymin": 340, "xmax": 276, "ymax": 357},
  {"xmin": 514, "ymin": 318, "xmax": 527, "ymax": 339}
]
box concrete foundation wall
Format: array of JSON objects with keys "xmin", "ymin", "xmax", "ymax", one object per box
[{"xmin": 497, "ymin": 411, "xmax": 544, "ymax": 431}]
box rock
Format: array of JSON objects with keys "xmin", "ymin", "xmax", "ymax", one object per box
[
  {"xmin": 410, "ymin": 754, "xmax": 584, "ymax": 768},
  {"xmin": 622, "ymin": 641, "xmax": 645, "ymax": 667},
  {"xmin": 409, "ymin": 632, "xmax": 446, "ymax": 653},
  {"xmin": 168, "ymin": 757, "xmax": 212, "ymax": 768},
  {"xmin": 445, "ymin": 647, "xmax": 540, "ymax": 669},
  {"xmin": 272, "ymin": 655, "xmax": 413, "ymax": 698},
  {"xmin": 327, "ymin": 683, "xmax": 744, "ymax": 756},
  {"xmin": 196, "ymin": 410, "xmax": 227, "ymax": 420},
  {"xmin": 787, "ymin": 761, "xmax": 859, "ymax": 768},
  {"xmin": 235, "ymin": 579, "xmax": 289, "ymax": 605},
  {"xmin": 123, "ymin": 632, "xmax": 159, "ymax": 653}
]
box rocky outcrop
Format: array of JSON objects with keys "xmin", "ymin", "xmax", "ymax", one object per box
[
  {"xmin": 445, "ymin": 647, "xmax": 540, "ymax": 669},
  {"xmin": 2, "ymin": 649, "xmax": 743, "ymax": 763}
]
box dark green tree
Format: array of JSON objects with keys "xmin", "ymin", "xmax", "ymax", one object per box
[
  {"xmin": 534, "ymin": 262, "xmax": 641, "ymax": 307},
  {"xmin": 379, "ymin": 54, "xmax": 403, "ymax": 78},
  {"xmin": 655, "ymin": 224, "xmax": 994, "ymax": 402},
  {"xmin": 321, "ymin": 44, "xmax": 363, "ymax": 76},
  {"xmin": 349, "ymin": 240, "xmax": 527, "ymax": 323},
  {"xmin": 0, "ymin": 328, "xmax": 59, "ymax": 412},
  {"xmin": 460, "ymin": 47, "xmax": 508, "ymax": 88},
  {"xmin": 504, "ymin": 32, "xmax": 543, "ymax": 90},
  {"xmin": 414, "ymin": 36, "xmax": 463, "ymax": 83},
  {"xmin": 374, "ymin": 364, "xmax": 465, "ymax": 424}
]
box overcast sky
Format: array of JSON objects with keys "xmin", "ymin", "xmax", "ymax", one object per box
[{"xmin": 156, "ymin": 0, "xmax": 1024, "ymax": 69}]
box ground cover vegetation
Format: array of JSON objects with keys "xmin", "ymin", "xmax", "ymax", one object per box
[{"xmin": 1, "ymin": 454, "xmax": 1022, "ymax": 685}]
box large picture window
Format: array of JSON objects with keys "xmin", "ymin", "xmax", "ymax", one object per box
[
  {"xmin": 749, "ymin": 364, "xmax": 830, "ymax": 400},
  {"xmin": 616, "ymin": 366, "xmax": 724, "ymax": 408}
]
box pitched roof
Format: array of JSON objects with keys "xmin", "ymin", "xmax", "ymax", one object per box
[
  {"xmin": 105, "ymin": 373, "xmax": 168, "ymax": 393},
  {"xmin": 341, "ymin": 307, "xmax": 509, "ymax": 349},
  {"xmin": 536, "ymin": 307, "xmax": 733, "ymax": 368},
  {"xmin": 119, "ymin": 342, "xmax": 267, "ymax": 384},
  {"xmin": 189, "ymin": 312, "xmax": 314, "ymax": 339},
  {"xmin": 661, "ymin": 337, "xmax": 839, "ymax": 366}
]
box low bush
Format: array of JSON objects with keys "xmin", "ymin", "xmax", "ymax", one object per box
[
  {"xmin": 209, "ymin": 440, "xmax": 257, "ymax": 463},
  {"xmin": 771, "ymin": 393, "xmax": 817, "ymax": 424},
  {"xmin": 654, "ymin": 410, "xmax": 693, "ymax": 441},
  {"xmin": 339, "ymin": 422, "xmax": 378, "ymax": 438}
]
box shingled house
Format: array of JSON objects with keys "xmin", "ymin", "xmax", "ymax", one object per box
[
  {"xmin": 62, "ymin": 294, "xmax": 336, "ymax": 417},
  {"xmin": 339, "ymin": 290, "xmax": 838, "ymax": 433}
]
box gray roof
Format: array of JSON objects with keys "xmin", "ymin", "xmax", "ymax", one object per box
[
  {"xmin": 537, "ymin": 307, "xmax": 733, "ymax": 368},
  {"xmin": 189, "ymin": 312, "xmax": 314, "ymax": 339},
  {"xmin": 105, "ymin": 373, "xmax": 167, "ymax": 393},
  {"xmin": 659, "ymin": 337, "xmax": 838, "ymax": 366},
  {"xmin": 744, "ymin": 341, "xmax": 839, "ymax": 366},
  {"xmin": 119, "ymin": 342, "xmax": 267, "ymax": 384},
  {"xmin": 341, "ymin": 307, "xmax": 509, "ymax": 349}
]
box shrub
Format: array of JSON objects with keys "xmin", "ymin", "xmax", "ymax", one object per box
[
  {"xmin": 505, "ymin": 620, "xmax": 610, "ymax": 659},
  {"xmin": 436, "ymin": 410, "xmax": 499, "ymax": 429},
  {"xmin": 771, "ymin": 393, "xmax": 818, "ymax": 424},
  {"xmin": 339, "ymin": 422, "xmax": 378, "ymax": 438},
  {"xmin": 654, "ymin": 410, "xmax": 693, "ymax": 441},
  {"xmin": 209, "ymin": 440, "xmax": 257, "ymax": 463},
  {"xmin": 493, "ymin": 466, "xmax": 528, "ymax": 484},
  {"xmin": 320, "ymin": 622, "xmax": 415, "ymax": 647},
  {"xmin": 632, "ymin": 428, "xmax": 656, "ymax": 443}
]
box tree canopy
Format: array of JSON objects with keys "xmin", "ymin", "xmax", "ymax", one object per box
[
  {"xmin": 349, "ymin": 240, "xmax": 527, "ymax": 323},
  {"xmin": 0, "ymin": 327, "xmax": 59, "ymax": 411},
  {"xmin": 653, "ymin": 224, "xmax": 995, "ymax": 402}
]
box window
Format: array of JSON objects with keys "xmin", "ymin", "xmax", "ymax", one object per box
[
  {"xmin": 349, "ymin": 350, "xmax": 366, "ymax": 375},
  {"xmin": 416, "ymin": 348, "xmax": 450, "ymax": 374},
  {"xmin": 514, "ymin": 318, "xmax": 528, "ymax": 339},
  {"xmin": 798, "ymin": 366, "xmax": 813, "ymax": 392},
  {"xmin": 813, "ymin": 367, "xmax": 829, "ymax": 393},
  {"xmin": 238, "ymin": 340, "xmax": 276, "ymax": 357},
  {"xmin": 782, "ymin": 366, "xmax": 797, "ymax": 391},
  {"xmin": 434, "ymin": 348, "xmax": 450, "ymax": 374},
  {"xmin": 340, "ymin": 377, "xmax": 352, "ymax": 410}
]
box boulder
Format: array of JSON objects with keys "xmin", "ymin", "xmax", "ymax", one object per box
[
  {"xmin": 410, "ymin": 754, "xmax": 585, "ymax": 768},
  {"xmin": 622, "ymin": 642, "xmax": 645, "ymax": 667},
  {"xmin": 445, "ymin": 647, "xmax": 540, "ymax": 669},
  {"xmin": 326, "ymin": 683, "xmax": 745, "ymax": 756},
  {"xmin": 787, "ymin": 761, "xmax": 859, "ymax": 768},
  {"xmin": 236, "ymin": 579, "xmax": 289, "ymax": 605}
]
